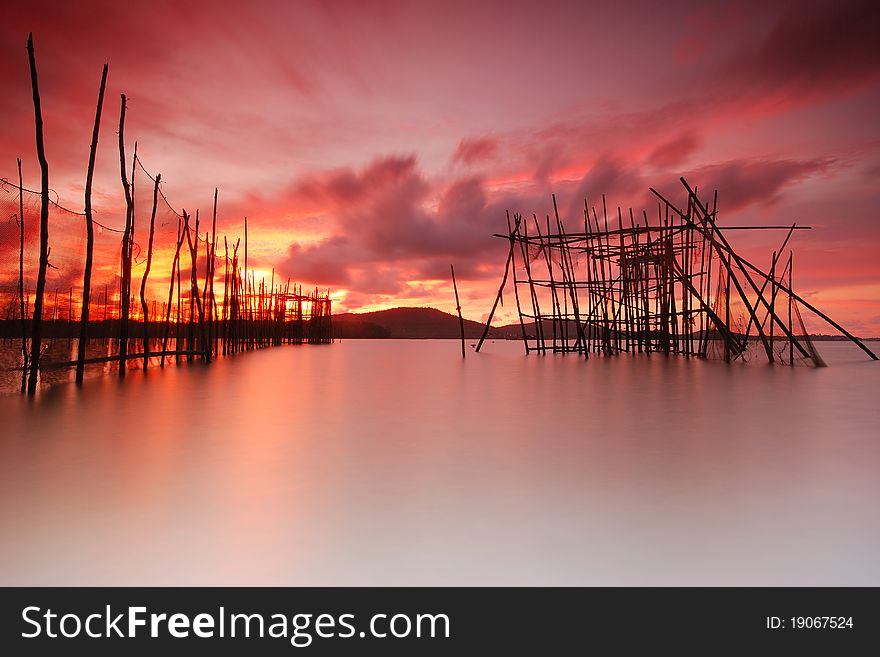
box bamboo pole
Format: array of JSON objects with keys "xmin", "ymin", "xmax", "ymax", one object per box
[
  {"xmin": 117, "ymin": 96, "xmax": 134, "ymax": 377},
  {"xmin": 554, "ymin": 196, "xmax": 585, "ymax": 354},
  {"xmin": 451, "ymin": 264, "xmax": 465, "ymax": 358},
  {"xmin": 724, "ymin": 262, "xmax": 731, "ymax": 362},
  {"xmin": 26, "ymin": 33, "xmax": 50, "ymax": 396},
  {"xmin": 209, "ymin": 188, "xmax": 218, "ymax": 357},
  {"xmin": 140, "ymin": 172, "xmax": 160, "ymax": 369},
  {"xmin": 658, "ymin": 185, "xmax": 831, "ymax": 360},
  {"xmin": 160, "ymin": 216, "xmax": 183, "ymax": 367},
  {"xmin": 788, "ymin": 253, "xmax": 794, "ymax": 365},
  {"xmin": 184, "ymin": 210, "xmax": 207, "ymax": 361},
  {"xmin": 186, "ymin": 210, "xmax": 197, "ymax": 359},
  {"xmin": 651, "ymin": 184, "xmax": 784, "ymax": 362},
  {"xmin": 583, "ymin": 203, "xmax": 594, "ymax": 354},
  {"xmin": 18, "ymin": 158, "xmax": 27, "ymax": 393},
  {"xmin": 520, "ymin": 215, "xmax": 543, "ymax": 353},
  {"xmin": 199, "ymin": 207, "xmax": 214, "ymax": 363},
  {"xmin": 533, "ymin": 214, "xmax": 560, "ymax": 351},
  {"xmin": 222, "ymin": 236, "xmax": 229, "ymax": 355},
  {"xmin": 769, "ymin": 251, "xmax": 776, "ymax": 351},
  {"xmin": 476, "ymin": 211, "xmax": 523, "ymax": 353},
  {"xmin": 176, "ymin": 219, "xmax": 182, "ymax": 364}
]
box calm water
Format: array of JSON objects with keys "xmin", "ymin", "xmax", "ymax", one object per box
[{"xmin": 1, "ymin": 340, "xmax": 878, "ymax": 585}]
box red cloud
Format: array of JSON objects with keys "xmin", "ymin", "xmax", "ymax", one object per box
[
  {"xmin": 278, "ymin": 155, "xmax": 524, "ymax": 294},
  {"xmin": 648, "ymin": 133, "xmax": 700, "ymax": 168},
  {"xmin": 681, "ymin": 158, "xmax": 836, "ymax": 212},
  {"xmin": 452, "ymin": 137, "xmax": 498, "ymax": 166},
  {"xmin": 726, "ymin": 0, "xmax": 880, "ymax": 106},
  {"xmin": 1, "ymin": 2, "xmax": 878, "ymax": 328}
]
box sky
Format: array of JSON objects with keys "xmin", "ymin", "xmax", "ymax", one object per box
[{"xmin": 1, "ymin": 0, "xmax": 879, "ymax": 333}]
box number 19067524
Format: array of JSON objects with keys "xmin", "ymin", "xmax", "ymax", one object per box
[{"xmin": 766, "ymin": 616, "xmax": 853, "ymax": 629}]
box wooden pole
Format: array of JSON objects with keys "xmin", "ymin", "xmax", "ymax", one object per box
[
  {"xmin": 507, "ymin": 213, "xmax": 529, "ymax": 353},
  {"xmin": 657, "ymin": 183, "xmax": 863, "ymax": 359},
  {"xmin": 583, "ymin": 203, "xmax": 594, "ymax": 354},
  {"xmin": 26, "ymin": 33, "xmax": 50, "ymax": 396},
  {"xmin": 184, "ymin": 210, "xmax": 207, "ymax": 361},
  {"xmin": 520, "ymin": 215, "xmax": 543, "ymax": 353},
  {"xmin": 160, "ymin": 216, "xmax": 183, "ymax": 367},
  {"xmin": 209, "ymin": 188, "xmax": 218, "ymax": 357},
  {"xmin": 788, "ymin": 253, "xmax": 794, "ymax": 365},
  {"xmin": 451, "ymin": 264, "xmax": 465, "ymax": 358},
  {"xmin": 724, "ymin": 262, "xmax": 731, "ymax": 363},
  {"xmin": 17, "ymin": 158, "xmax": 28, "ymax": 393},
  {"xmin": 769, "ymin": 250, "xmax": 776, "ymax": 352},
  {"xmin": 555, "ymin": 196, "xmax": 585, "ymax": 354},
  {"xmin": 652, "ymin": 184, "xmax": 786, "ymax": 362},
  {"xmin": 117, "ymin": 95, "xmax": 134, "ymax": 377},
  {"xmin": 140, "ymin": 172, "xmax": 160, "ymax": 369},
  {"xmin": 176, "ymin": 219, "xmax": 182, "ymax": 364},
  {"xmin": 199, "ymin": 199, "xmax": 216, "ymax": 362},
  {"xmin": 186, "ymin": 210, "xmax": 197, "ymax": 359},
  {"xmin": 476, "ymin": 211, "xmax": 522, "ymax": 352},
  {"xmin": 222, "ymin": 236, "xmax": 229, "ymax": 355}
]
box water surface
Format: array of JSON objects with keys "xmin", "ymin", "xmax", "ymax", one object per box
[{"xmin": 1, "ymin": 340, "xmax": 878, "ymax": 585}]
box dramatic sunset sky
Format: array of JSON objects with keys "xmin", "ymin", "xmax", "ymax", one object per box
[{"xmin": 2, "ymin": 0, "xmax": 879, "ymax": 332}]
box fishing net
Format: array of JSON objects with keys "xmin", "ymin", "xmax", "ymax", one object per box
[
  {"xmin": 1, "ymin": 150, "xmax": 333, "ymax": 393},
  {"xmin": 702, "ymin": 261, "xmax": 823, "ymax": 366},
  {"xmin": 0, "ymin": 153, "xmax": 222, "ymax": 389}
]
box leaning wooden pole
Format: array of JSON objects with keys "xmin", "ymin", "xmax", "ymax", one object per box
[
  {"xmin": 476, "ymin": 211, "xmax": 522, "ymax": 353},
  {"xmin": 175, "ymin": 221, "xmax": 182, "ymax": 364},
  {"xmin": 451, "ymin": 264, "xmax": 465, "ymax": 358},
  {"xmin": 655, "ymin": 182, "xmax": 872, "ymax": 360},
  {"xmin": 76, "ymin": 62, "xmax": 107, "ymax": 385},
  {"xmin": 746, "ymin": 250, "xmax": 875, "ymax": 360},
  {"xmin": 117, "ymin": 95, "xmax": 134, "ymax": 377},
  {"xmin": 788, "ymin": 253, "xmax": 794, "ymax": 365},
  {"xmin": 140, "ymin": 172, "xmax": 160, "ymax": 370},
  {"xmin": 26, "ymin": 33, "xmax": 50, "ymax": 396}
]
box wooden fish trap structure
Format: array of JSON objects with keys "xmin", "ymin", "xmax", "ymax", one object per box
[
  {"xmin": 0, "ymin": 34, "xmax": 333, "ymax": 395},
  {"xmin": 477, "ymin": 177, "xmax": 877, "ymax": 366}
]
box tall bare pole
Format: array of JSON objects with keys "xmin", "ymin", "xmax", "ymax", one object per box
[
  {"xmin": 209, "ymin": 188, "xmax": 218, "ymax": 355},
  {"xmin": 476, "ymin": 211, "xmax": 523, "ymax": 353},
  {"xmin": 184, "ymin": 210, "xmax": 207, "ymax": 360},
  {"xmin": 17, "ymin": 158, "xmax": 27, "ymax": 393},
  {"xmin": 176, "ymin": 218, "xmax": 182, "ymax": 363},
  {"xmin": 118, "ymin": 95, "xmax": 134, "ymax": 377},
  {"xmin": 451, "ymin": 264, "xmax": 465, "ymax": 358},
  {"xmin": 75, "ymin": 62, "xmax": 108, "ymax": 385},
  {"xmin": 26, "ymin": 33, "xmax": 50, "ymax": 396},
  {"xmin": 199, "ymin": 222, "xmax": 212, "ymax": 362},
  {"xmin": 788, "ymin": 253, "xmax": 794, "ymax": 365},
  {"xmin": 161, "ymin": 216, "xmax": 184, "ymax": 367},
  {"xmin": 140, "ymin": 173, "xmax": 160, "ymax": 369}
]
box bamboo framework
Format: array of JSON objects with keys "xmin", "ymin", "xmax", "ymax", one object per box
[
  {"xmin": 479, "ymin": 178, "xmax": 877, "ymax": 366},
  {"xmin": 0, "ymin": 34, "xmax": 333, "ymax": 395}
]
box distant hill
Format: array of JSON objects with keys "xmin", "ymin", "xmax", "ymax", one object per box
[
  {"xmin": 329, "ymin": 307, "xmax": 880, "ymax": 342},
  {"xmin": 333, "ymin": 307, "xmax": 502, "ymax": 339}
]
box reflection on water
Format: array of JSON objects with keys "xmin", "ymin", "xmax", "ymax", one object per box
[
  {"xmin": 0, "ymin": 338, "xmax": 194, "ymax": 393},
  {"xmin": 0, "ymin": 340, "xmax": 878, "ymax": 585}
]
